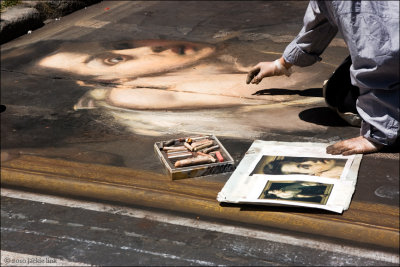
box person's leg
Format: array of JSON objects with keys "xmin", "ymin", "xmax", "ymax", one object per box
[
  {"xmin": 323, "ymin": 55, "xmax": 361, "ymax": 126},
  {"xmin": 323, "ymin": 56, "xmax": 380, "ymax": 155},
  {"xmin": 327, "ymin": 85, "xmax": 399, "ymax": 155}
]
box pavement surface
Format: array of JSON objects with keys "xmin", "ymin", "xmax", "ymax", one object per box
[
  {"xmin": 0, "ymin": 0, "xmax": 101, "ymax": 44},
  {"xmin": 1, "ymin": 1, "xmax": 399, "ymax": 265}
]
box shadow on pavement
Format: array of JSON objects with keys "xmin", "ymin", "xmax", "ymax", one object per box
[
  {"xmin": 253, "ymin": 88, "xmax": 323, "ymax": 97},
  {"xmin": 298, "ymin": 107, "xmax": 349, "ymax": 127}
]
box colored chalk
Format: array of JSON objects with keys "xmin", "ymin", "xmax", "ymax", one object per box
[
  {"xmin": 201, "ymin": 145, "xmax": 220, "ymax": 154},
  {"xmin": 184, "ymin": 142, "xmax": 194, "ymax": 151},
  {"xmin": 162, "ymin": 146, "xmax": 187, "ymax": 152},
  {"xmin": 197, "ymin": 152, "xmax": 216, "ymax": 162},
  {"xmin": 163, "ymin": 139, "xmax": 175, "ymax": 146},
  {"xmin": 193, "ymin": 140, "xmax": 214, "ymax": 151},
  {"xmin": 167, "ymin": 151, "xmax": 193, "ymax": 159},
  {"xmin": 215, "ymin": 151, "xmax": 224, "ymax": 162},
  {"xmin": 174, "ymin": 155, "xmax": 213, "ymax": 167}
]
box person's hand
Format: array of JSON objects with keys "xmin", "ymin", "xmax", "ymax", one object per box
[
  {"xmin": 326, "ymin": 136, "xmax": 383, "ymax": 155},
  {"xmin": 246, "ymin": 59, "xmax": 292, "ymax": 84},
  {"xmin": 246, "ymin": 62, "xmax": 276, "ymax": 84}
]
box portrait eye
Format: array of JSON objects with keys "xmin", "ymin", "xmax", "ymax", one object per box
[
  {"xmin": 103, "ymin": 55, "xmax": 133, "ymax": 65},
  {"xmin": 109, "ymin": 56, "xmax": 124, "ymax": 63},
  {"xmin": 177, "ymin": 45, "xmax": 185, "ymax": 55},
  {"xmin": 170, "ymin": 45, "xmax": 186, "ymax": 55},
  {"xmin": 152, "ymin": 46, "xmax": 165, "ymax": 53},
  {"xmin": 299, "ymin": 164, "xmax": 311, "ymax": 169},
  {"xmin": 178, "ymin": 45, "xmax": 187, "ymax": 55}
]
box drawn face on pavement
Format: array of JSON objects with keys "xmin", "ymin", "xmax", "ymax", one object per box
[
  {"xmin": 38, "ymin": 39, "xmax": 271, "ymax": 111},
  {"xmin": 37, "ymin": 39, "xmax": 256, "ymax": 136},
  {"xmin": 36, "ymin": 39, "xmax": 324, "ymax": 137},
  {"xmin": 39, "ymin": 40, "xmax": 215, "ymax": 81}
]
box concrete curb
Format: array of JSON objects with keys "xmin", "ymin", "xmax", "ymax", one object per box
[{"xmin": 0, "ymin": 0, "xmax": 102, "ymax": 44}]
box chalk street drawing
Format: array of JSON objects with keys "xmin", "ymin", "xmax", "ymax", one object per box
[{"xmin": 37, "ymin": 39, "xmax": 333, "ymax": 137}]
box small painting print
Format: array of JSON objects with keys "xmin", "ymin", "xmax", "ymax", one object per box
[
  {"xmin": 251, "ymin": 155, "xmax": 347, "ymax": 179},
  {"xmin": 259, "ymin": 181, "xmax": 333, "ymax": 205}
]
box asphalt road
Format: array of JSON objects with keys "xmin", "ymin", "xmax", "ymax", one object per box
[
  {"xmin": 1, "ymin": 1, "xmax": 399, "ymax": 265},
  {"xmin": 2, "ymin": 188, "xmax": 398, "ymax": 266}
]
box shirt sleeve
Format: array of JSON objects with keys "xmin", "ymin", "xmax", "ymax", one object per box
[{"xmin": 283, "ymin": 1, "xmax": 338, "ymax": 67}]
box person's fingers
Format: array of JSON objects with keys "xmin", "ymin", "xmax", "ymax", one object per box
[
  {"xmin": 246, "ymin": 66, "xmax": 260, "ymax": 84},
  {"xmin": 326, "ymin": 140, "xmax": 352, "ymax": 155},
  {"xmin": 246, "ymin": 61, "xmax": 279, "ymax": 84},
  {"xmin": 252, "ymin": 70, "xmax": 268, "ymax": 84},
  {"xmin": 342, "ymin": 149, "xmax": 359, "ymax": 156},
  {"xmin": 326, "ymin": 143, "xmax": 344, "ymax": 154},
  {"xmin": 251, "ymin": 75, "xmax": 262, "ymax": 84}
]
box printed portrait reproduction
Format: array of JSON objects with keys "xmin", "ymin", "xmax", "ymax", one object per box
[
  {"xmin": 259, "ymin": 181, "xmax": 333, "ymax": 205},
  {"xmin": 251, "ymin": 155, "xmax": 347, "ymax": 179}
]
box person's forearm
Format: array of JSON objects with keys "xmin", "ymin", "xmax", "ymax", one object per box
[
  {"xmin": 282, "ymin": 2, "xmax": 338, "ymax": 67},
  {"xmin": 279, "ymin": 57, "xmax": 293, "ymax": 70}
]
